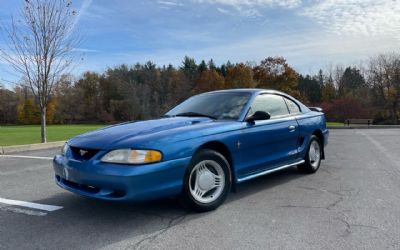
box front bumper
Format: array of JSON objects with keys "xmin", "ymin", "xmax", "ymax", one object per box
[{"xmin": 53, "ymin": 155, "xmax": 191, "ymax": 201}]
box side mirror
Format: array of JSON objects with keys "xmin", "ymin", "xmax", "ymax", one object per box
[{"xmin": 246, "ymin": 111, "xmax": 271, "ymax": 123}]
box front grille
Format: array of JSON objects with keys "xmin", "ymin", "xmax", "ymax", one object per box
[
  {"xmin": 70, "ymin": 146, "xmax": 99, "ymax": 161},
  {"xmin": 56, "ymin": 175, "xmax": 126, "ymax": 198},
  {"xmin": 61, "ymin": 177, "xmax": 100, "ymax": 194}
]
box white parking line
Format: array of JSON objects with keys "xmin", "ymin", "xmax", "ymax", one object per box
[
  {"xmin": 0, "ymin": 155, "xmax": 53, "ymax": 160},
  {"xmin": 0, "ymin": 197, "xmax": 63, "ymax": 212},
  {"xmin": 0, "ymin": 206, "xmax": 48, "ymax": 216}
]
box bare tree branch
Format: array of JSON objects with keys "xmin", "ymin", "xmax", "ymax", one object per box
[{"xmin": 0, "ymin": 0, "xmax": 80, "ymax": 142}]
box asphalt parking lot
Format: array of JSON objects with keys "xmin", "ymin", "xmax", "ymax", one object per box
[{"xmin": 1, "ymin": 129, "xmax": 400, "ymax": 250}]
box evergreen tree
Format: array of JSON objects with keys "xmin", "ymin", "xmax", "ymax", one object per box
[{"xmin": 198, "ymin": 60, "xmax": 208, "ymax": 73}]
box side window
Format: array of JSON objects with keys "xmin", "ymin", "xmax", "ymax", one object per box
[
  {"xmin": 248, "ymin": 94, "xmax": 290, "ymax": 118},
  {"xmin": 284, "ymin": 98, "xmax": 301, "ymax": 114}
]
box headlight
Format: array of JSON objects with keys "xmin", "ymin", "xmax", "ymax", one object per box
[
  {"xmin": 61, "ymin": 143, "xmax": 69, "ymax": 155},
  {"xmin": 101, "ymin": 149, "xmax": 162, "ymax": 164}
]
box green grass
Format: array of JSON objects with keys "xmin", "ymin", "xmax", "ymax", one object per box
[
  {"xmin": 326, "ymin": 122, "xmax": 343, "ymax": 127},
  {"xmin": 0, "ymin": 125, "xmax": 105, "ymax": 146}
]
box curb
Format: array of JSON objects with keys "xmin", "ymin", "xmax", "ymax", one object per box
[
  {"xmin": 0, "ymin": 141, "xmax": 65, "ymax": 155},
  {"xmin": 328, "ymin": 125, "xmax": 400, "ymax": 129}
]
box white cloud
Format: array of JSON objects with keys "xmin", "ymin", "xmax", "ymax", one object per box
[
  {"xmin": 194, "ymin": 0, "xmax": 301, "ymax": 9},
  {"xmin": 71, "ymin": 0, "xmax": 93, "ymax": 31},
  {"xmin": 195, "ymin": 0, "xmax": 400, "ymax": 39},
  {"xmin": 194, "ymin": 0, "xmax": 301, "ymax": 17},
  {"xmin": 78, "ymin": 0, "xmax": 93, "ymax": 19},
  {"xmin": 301, "ymin": 0, "xmax": 400, "ymax": 39},
  {"xmin": 72, "ymin": 48, "xmax": 99, "ymax": 53},
  {"xmin": 157, "ymin": 1, "xmax": 184, "ymax": 7},
  {"xmin": 216, "ymin": 7, "xmax": 231, "ymax": 15}
]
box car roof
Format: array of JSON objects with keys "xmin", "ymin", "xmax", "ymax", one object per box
[
  {"xmin": 202, "ymin": 88, "xmax": 311, "ymax": 114},
  {"xmin": 203, "ymin": 88, "xmax": 289, "ymax": 96}
]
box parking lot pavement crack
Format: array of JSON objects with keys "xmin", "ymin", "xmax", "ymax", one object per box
[
  {"xmin": 128, "ymin": 213, "xmax": 188, "ymax": 250},
  {"xmin": 296, "ymin": 185, "xmax": 348, "ymax": 211},
  {"xmin": 349, "ymin": 223, "xmax": 379, "ymax": 230},
  {"xmin": 326, "ymin": 196, "xmax": 344, "ymax": 210},
  {"xmin": 297, "ymin": 185, "xmax": 344, "ymax": 196},
  {"xmin": 279, "ymin": 204, "xmax": 326, "ymax": 209},
  {"xmin": 336, "ymin": 216, "xmax": 352, "ymax": 237},
  {"xmin": 320, "ymin": 167, "xmax": 334, "ymax": 175},
  {"xmin": 335, "ymin": 212, "xmax": 380, "ymax": 238},
  {"xmin": 136, "ymin": 210, "xmax": 181, "ymax": 221}
]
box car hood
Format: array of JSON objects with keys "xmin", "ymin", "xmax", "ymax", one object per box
[{"xmin": 68, "ymin": 117, "xmax": 240, "ymax": 150}]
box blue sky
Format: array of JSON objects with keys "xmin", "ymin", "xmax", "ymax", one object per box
[{"xmin": 1, "ymin": 0, "xmax": 399, "ymax": 84}]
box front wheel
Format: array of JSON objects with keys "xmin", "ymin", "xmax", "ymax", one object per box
[
  {"xmin": 298, "ymin": 135, "xmax": 322, "ymax": 174},
  {"xmin": 181, "ymin": 149, "xmax": 231, "ymax": 212}
]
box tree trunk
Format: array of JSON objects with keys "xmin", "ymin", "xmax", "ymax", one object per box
[{"xmin": 41, "ymin": 107, "xmax": 47, "ymax": 143}]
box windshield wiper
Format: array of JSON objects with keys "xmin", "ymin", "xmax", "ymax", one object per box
[{"xmin": 175, "ymin": 112, "xmax": 217, "ymax": 120}]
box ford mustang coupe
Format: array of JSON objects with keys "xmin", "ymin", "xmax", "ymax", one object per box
[{"xmin": 53, "ymin": 89, "xmax": 328, "ymax": 212}]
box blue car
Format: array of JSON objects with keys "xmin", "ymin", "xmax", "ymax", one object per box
[{"xmin": 53, "ymin": 89, "xmax": 328, "ymax": 211}]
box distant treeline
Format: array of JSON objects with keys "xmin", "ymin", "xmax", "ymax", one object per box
[{"xmin": 0, "ymin": 54, "xmax": 399, "ymax": 125}]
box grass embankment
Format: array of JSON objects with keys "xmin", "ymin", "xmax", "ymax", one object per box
[
  {"xmin": 326, "ymin": 122, "xmax": 343, "ymax": 127},
  {"xmin": 0, "ymin": 125, "xmax": 105, "ymax": 146}
]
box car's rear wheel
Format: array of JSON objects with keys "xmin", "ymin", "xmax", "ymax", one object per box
[
  {"xmin": 298, "ymin": 135, "xmax": 322, "ymax": 174},
  {"xmin": 181, "ymin": 149, "xmax": 231, "ymax": 212}
]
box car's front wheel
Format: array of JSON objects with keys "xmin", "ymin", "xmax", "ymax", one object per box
[
  {"xmin": 298, "ymin": 135, "xmax": 322, "ymax": 174},
  {"xmin": 181, "ymin": 149, "xmax": 231, "ymax": 212}
]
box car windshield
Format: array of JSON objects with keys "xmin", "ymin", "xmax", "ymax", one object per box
[{"xmin": 166, "ymin": 92, "xmax": 252, "ymax": 120}]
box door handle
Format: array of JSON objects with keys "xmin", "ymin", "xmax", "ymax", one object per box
[{"xmin": 288, "ymin": 125, "xmax": 296, "ymax": 131}]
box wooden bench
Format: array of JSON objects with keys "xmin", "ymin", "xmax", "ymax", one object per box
[{"xmin": 344, "ymin": 119, "xmax": 373, "ymax": 126}]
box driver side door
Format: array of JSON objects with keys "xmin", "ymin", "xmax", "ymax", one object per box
[{"xmin": 238, "ymin": 94, "xmax": 299, "ymax": 177}]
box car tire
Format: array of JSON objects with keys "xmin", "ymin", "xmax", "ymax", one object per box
[
  {"xmin": 298, "ymin": 135, "xmax": 322, "ymax": 174},
  {"xmin": 181, "ymin": 149, "xmax": 232, "ymax": 212}
]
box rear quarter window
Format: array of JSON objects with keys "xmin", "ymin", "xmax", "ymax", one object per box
[{"xmin": 284, "ymin": 98, "xmax": 301, "ymax": 114}]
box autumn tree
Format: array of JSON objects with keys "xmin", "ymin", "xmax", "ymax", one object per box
[
  {"xmin": 217, "ymin": 61, "xmax": 233, "ymax": 77},
  {"xmin": 52, "ymin": 74, "xmax": 82, "ymax": 123},
  {"xmin": 0, "ymin": 0, "xmax": 79, "ymax": 142},
  {"xmin": 193, "ymin": 70, "xmax": 225, "ymax": 93},
  {"xmin": 368, "ymin": 53, "xmax": 400, "ymax": 124},
  {"xmin": 225, "ymin": 63, "xmax": 256, "ymax": 89},
  {"xmin": 19, "ymin": 98, "xmax": 41, "ymax": 124},
  {"xmin": 253, "ymin": 57, "xmax": 299, "ymax": 97},
  {"xmin": 0, "ymin": 85, "xmax": 18, "ymax": 124},
  {"xmin": 160, "ymin": 64, "xmax": 188, "ymax": 110},
  {"xmin": 75, "ymin": 72, "xmax": 102, "ymax": 122}
]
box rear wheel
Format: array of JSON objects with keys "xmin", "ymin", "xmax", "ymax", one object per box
[
  {"xmin": 298, "ymin": 135, "xmax": 322, "ymax": 174},
  {"xmin": 181, "ymin": 149, "xmax": 231, "ymax": 212}
]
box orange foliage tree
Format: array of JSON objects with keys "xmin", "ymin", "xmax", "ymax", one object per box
[
  {"xmin": 253, "ymin": 57, "xmax": 299, "ymax": 97},
  {"xmin": 193, "ymin": 70, "xmax": 225, "ymax": 93},
  {"xmin": 225, "ymin": 63, "xmax": 256, "ymax": 89}
]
